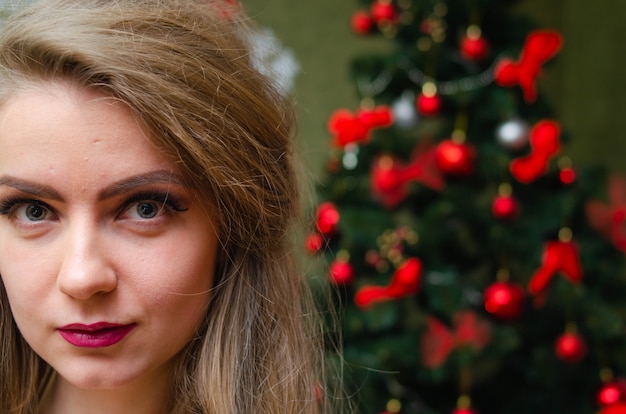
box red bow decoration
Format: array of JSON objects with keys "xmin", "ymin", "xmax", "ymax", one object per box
[
  {"xmin": 327, "ymin": 106, "xmax": 393, "ymax": 147},
  {"xmin": 371, "ymin": 142, "xmax": 445, "ymax": 208},
  {"xmin": 586, "ymin": 176, "xmax": 626, "ymax": 252},
  {"xmin": 509, "ymin": 119, "xmax": 561, "ymax": 183},
  {"xmin": 494, "ymin": 30, "xmax": 563, "ymax": 102},
  {"xmin": 420, "ymin": 310, "xmax": 492, "ymax": 368},
  {"xmin": 528, "ymin": 240, "xmax": 583, "ymax": 295},
  {"xmin": 355, "ymin": 257, "xmax": 421, "ymax": 308}
]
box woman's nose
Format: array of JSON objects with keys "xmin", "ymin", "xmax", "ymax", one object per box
[{"xmin": 56, "ymin": 222, "xmax": 117, "ymax": 300}]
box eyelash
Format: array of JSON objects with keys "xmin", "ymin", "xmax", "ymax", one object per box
[{"xmin": 0, "ymin": 191, "xmax": 189, "ymax": 221}]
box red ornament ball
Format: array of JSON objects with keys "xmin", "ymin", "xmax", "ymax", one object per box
[
  {"xmin": 460, "ymin": 28, "xmax": 489, "ymax": 61},
  {"xmin": 598, "ymin": 378, "xmax": 626, "ymax": 406},
  {"xmin": 560, "ymin": 167, "xmax": 576, "ymax": 184},
  {"xmin": 351, "ymin": 10, "xmax": 373, "ymax": 35},
  {"xmin": 452, "ymin": 409, "xmax": 477, "ymax": 414},
  {"xmin": 316, "ymin": 202, "xmax": 340, "ymax": 235},
  {"xmin": 416, "ymin": 92, "xmax": 442, "ymax": 116},
  {"xmin": 484, "ymin": 281, "xmax": 525, "ymax": 320},
  {"xmin": 304, "ymin": 232, "xmax": 324, "ymax": 254},
  {"xmin": 371, "ymin": 155, "xmax": 408, "ymax": 207},
  {"xmin": 492, "ymin": 194, "xmax": 519, "ymax": 220},
  {"xmin": 435, "ymin": 140, "xmax": 475, "ymax": 175},
  {"xmin": 555, "ymin": 331, "xmax": 587, "ymax": 363},
  {"xmin": 372, "ymin": 155, "xmax": 403, "ymax": 193},
  {"xmin": 329, "ymin": 259, "xmax": 355, "ymax": 285},
  {"xmin": 600, "ymin": 402, "xmax": 626, "ymax": 414},
  {"xmin": 371, "ymin": 0, "xmax": 396, "ymax": 23}
]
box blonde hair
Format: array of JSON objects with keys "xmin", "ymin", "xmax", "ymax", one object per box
[{"xmin": 0, "ymin": 1, "xmax": 334, "ymax": 412}]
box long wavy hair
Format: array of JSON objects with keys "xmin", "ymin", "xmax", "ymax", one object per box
[{"xmin": 0, "ymin": 1, "xmax": 335, "ymax": 412}]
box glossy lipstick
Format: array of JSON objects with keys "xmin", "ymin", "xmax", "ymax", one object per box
[{"xmin": 58, "ymin": 322, "xmax": 136, "ymax": 348}]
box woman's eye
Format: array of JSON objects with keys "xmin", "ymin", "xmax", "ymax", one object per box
[
  {"xmin": 17, "ymin": 203, "xmax": 51, "ymax": 222},
  {"xmin": 118, "ymin": 192, "xmax": 188, "ymax": 223},
  {"xmin": 134, "ymin": 201, "xmax": 160, "ymax": 219}
]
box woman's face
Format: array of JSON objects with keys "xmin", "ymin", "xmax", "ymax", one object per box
[{"xmin": 0, "ymin": 82, "xmax": 218, "ymax": 394}]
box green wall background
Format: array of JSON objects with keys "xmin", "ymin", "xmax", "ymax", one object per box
[{"xmin": 245, "ymin": 0, "xmax": 626, "ymax": 180}]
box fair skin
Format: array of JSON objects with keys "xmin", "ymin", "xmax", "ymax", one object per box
[{"xmin": 0, "ymin": 81, "xmax": 219, "ymax": 414}]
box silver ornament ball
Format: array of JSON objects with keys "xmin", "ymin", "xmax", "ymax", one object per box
[
  {"xmin": 496, "ymin": 118, "xmax": 530, "ymax": 150},
  {"xmin": 392, "ymin": 91, "xmax": 419, "ymax": 129}
]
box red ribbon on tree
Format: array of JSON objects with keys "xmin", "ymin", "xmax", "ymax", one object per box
[
  {"xmin": 494, "ymin": 30, "xmax": 563, "ymax": 102},
  {"xmin": 528, "ymin": 239, "xmax": 583, "ymax": 295},
  {"xmin": 371, "ymin": 142, "xmax": 445, "ymax": 207},
  {"xmin": 509, "ymin": 119, "xmax": 561, "ymax": 183},
  {"xmin": 420, "ymin": 310, "xmax": 492, "ymax": 368},
  {"xmin": 586, "ymin": 176, "xmax": 626, "ymax": 253},
  {"xmin": 327, "ymin": 106, "xmax": 393, "ymax": 147},
  {"xmin": 355, "ymin": 257, "xmax": 421, "ymax": 308}
]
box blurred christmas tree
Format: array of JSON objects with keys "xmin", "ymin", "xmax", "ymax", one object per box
[{"xmin": 306, "ymin": 1, "xmax": 626, "ymax": 413}]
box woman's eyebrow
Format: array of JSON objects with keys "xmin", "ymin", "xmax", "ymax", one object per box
[
  {"xmin": 0, "ymin": 170, "xmax": 187, "ymax": 202},
  {"xmin": 0, "ymin": 176, "xmax": 63, "ymax": 200},
  {"xmin": 97, "ymin": 170, "xmax": 188, "ymax": 200}
]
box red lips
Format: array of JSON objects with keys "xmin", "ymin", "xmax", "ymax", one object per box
[{"xmin": 58, "ymin": 322, "xmax": 136, "ymax": 348}]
